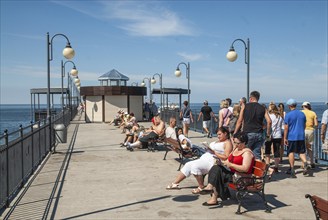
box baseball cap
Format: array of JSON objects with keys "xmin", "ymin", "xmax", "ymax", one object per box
[
  {"xmin": 286, "ymin": 98, "xmax": 297, "ymax": 106},
  {"xmin": 302, "ymin": 101, "xmax": 310, "ymax": 106}
]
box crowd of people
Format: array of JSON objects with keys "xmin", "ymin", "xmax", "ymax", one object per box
[{"xmin": 110, "ymin": 90, "xmax": 327, "ymax": 207}]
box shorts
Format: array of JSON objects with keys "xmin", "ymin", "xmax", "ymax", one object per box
[
  {"xmin": 264, "ymin": 138, "xmax": 282, "ymax": 158},
  {"xmin": 183, "ymin": 118, "xmax": 191, "ymax": 125},
  {"xmin": 286, "ymin": 140, "xmax": 306, "ymax": 155},
  {"xmin": 203, "ymin": 120, "xmax": 211, "ymax": 129},
  {"xmin": 304, "ymin": 129, "xmax": 314, "ymax": 147}
]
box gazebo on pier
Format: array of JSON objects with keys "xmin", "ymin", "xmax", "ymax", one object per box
[{"xmin": 98, "ymin": 69, "xmax": 129, "ymax": 86}]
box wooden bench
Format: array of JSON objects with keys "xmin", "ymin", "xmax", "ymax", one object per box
[
  {"xmin": 228, "ymin": 160, "xmax": 271, "ymax": 214},
  {"xmin": 305, "ymin": 194, "xmax": 328, "ymax": 220},
  {"xmin": 162, "ymin": 137, "xmax": 200, "ymax": 171}
]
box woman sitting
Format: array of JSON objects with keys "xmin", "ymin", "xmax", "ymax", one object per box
[
  {"xmin": 202, "ymin": 132, "xmax": 255, "ymax": 206},
  {"xmin": 177, "ymin": 127, "xmax": 192, "ymax": 151},
  {"xmin": 166, "ymin": 127, "xmax": 233, "ymax": 194}
]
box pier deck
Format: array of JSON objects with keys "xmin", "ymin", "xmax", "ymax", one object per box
[{"xmin": 2, "ymin": 113, "xmax": 328, "ymax": 219}]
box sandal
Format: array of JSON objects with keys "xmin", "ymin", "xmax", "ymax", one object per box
[
  {"xmin": 191, "ymin": 186, "xmax": 204, "ymax": 194},
  {"xmin": 200, "ymin": 188, "xmax": 213, "ymax": 195},
  {"xmin": 166, "ymin": 183, "xmax": 181, "ymax": 190}
]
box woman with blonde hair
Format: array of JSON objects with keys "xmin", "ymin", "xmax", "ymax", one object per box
[
  {"xmin": 218, "ymin": 100, "xmax": 232, "ymax": 128},
  {"xmin": 265, "ymin": 103, "xmax": 283, "ymax": 178}
]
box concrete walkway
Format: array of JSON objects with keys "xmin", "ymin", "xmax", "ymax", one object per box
[{"xmin": 2, "ymin": 114, "xmax": 328, "ymax": 220}]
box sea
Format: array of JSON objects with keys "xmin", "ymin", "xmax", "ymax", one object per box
[{"xmin": 0, "ymin": 102, "xmax": 327, "ymax": 134}]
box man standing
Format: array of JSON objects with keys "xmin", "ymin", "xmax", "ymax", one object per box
[
  {"xmin": 197, "ymin": 100, "xmax": 217, "ymax": 138},
  {"xmin": 226, "ymin": 98, "xmax": 233, "ymax": 113},
  {"xmin": 239, "ymin": 97, "xmax": 247, "ymax": 108},
  {"xmin": 301, "ymin": 102, "xmax": 318, "ymax": 168},
  {"xmin": 284, "ymin": 99, "xmax": 309, "ymax": 178},
  {"xmin": 234, "ymin": 91, "xmax": 272, "ymax": 160}
]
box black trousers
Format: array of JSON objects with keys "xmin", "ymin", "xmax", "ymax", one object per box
[
  {"xmin": 139, "ymin": 131, "xmax": 159, "ymax": 148},
  {"xmin": 207, "ymin": 165, "xmax": 233, "ymax": 201}
]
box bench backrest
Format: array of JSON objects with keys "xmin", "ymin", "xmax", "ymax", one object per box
[
  {"xmin": 306, "ymin": 194, "xmax": 328, "ymax": 220},
  {"xmin": 253, "ymin": 160, "xmax": 267, "ymax": 178}
]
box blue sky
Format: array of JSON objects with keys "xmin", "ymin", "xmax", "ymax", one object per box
[{"xmin": 1, "ymin": 0, "xmax": 327, "ymax": 105}]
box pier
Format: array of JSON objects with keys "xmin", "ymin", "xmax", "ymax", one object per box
[{"xmin": 1, "ymin": 113, "xmax": 328, "ymax": 219}]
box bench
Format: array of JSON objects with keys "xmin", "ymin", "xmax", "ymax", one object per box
[
  {"xmin": 305, "ymin": 194, "xmax": 328, "ymax": 220},
  {"xmin": 162, "ymin": 137, "xmax": 201, "ymax": 171},
  {"xmin": 228, "ymin": 160, "xmax": 271, "ymax": 214}
]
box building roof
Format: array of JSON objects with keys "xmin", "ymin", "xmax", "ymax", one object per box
[{"xmin": 98, "ymin": 69, "xmax": 129, "ymax": 81}]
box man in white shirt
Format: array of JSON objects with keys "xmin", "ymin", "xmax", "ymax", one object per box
[{"xmin": 166, "ymin": 116, "xmax": 177, "ymax": 139}]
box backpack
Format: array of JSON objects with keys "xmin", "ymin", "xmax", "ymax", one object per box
[{"xmin": 228, "ymin": 115, "xmax": 238, "ymax": 133}]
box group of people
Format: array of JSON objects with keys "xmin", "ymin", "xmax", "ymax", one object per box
[
  {"xmin": 165, "ymin": 90, "xmax": 326, "ymax": 206},
  {"xmin": 111, "ymin": 92, "xmax": 327, "ymax": 207},
  {"xmin": 143, "ymin": 101, "xmax": 158, "ymax": 121}
]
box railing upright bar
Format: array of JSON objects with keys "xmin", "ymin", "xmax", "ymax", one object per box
[
  {"xmin": 31, "ymin": 121, "xmax": 35, "ymax": 175},
  {"xmin": 5, "ymin": 129, "xmax": 9, "ymax": 208},
  {"xmin": 19, "ymin": 125, "xmax": 24, "ymax": 188}
]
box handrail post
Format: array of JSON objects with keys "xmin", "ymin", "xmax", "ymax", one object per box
[
  {"xmin": 31, "ymin": 121, "xmax": 35, "ymax": 175},
  {"xmin": 20, "ymin": 125, "xmax": 24, "ymax": 188},
  {"xmin": 5, "ymin": 129, "xmax": 10, "ymax": 208}
]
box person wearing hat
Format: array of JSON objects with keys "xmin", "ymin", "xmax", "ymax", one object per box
[
  {"xmin": 197, "ymin": 100, "xmax": 217, "ymax": 138},
  {"xmin": 301, "ymin": 101, "xmax": 318, "ymax": 168},
  {"xmin": 284, "ymin": 99, "xmax": 309, "ymax": 178}
]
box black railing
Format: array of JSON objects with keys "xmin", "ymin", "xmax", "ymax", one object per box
[{"xmin": 0, "ymin": 107, "xmax": 77, "ymax": 211}]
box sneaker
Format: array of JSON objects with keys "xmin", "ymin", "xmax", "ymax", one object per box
[
  {"xmin": 286, "ymin": 168, "xmax": 297, "ymax": 178},
  {"xmin": 303, "ymin": 163, "xmax": 311, "ymax": 175},
  {"xmin": 310, "ymin": 163, "xmax": 315, "ymax": 169},
  {"xmin": 209, "ymin": 133, "xmax": 212, "ymax": 138},
  {"xmin": 290, "ymin": 169, "xmax": 297, "ymax": 178}
]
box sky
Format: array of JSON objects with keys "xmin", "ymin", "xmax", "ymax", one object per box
[{"xmin": 1, "ymin": 0, "xmax": 327, "ymax": 105}]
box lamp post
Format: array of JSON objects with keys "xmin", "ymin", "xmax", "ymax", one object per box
[
  {"xmin": 151, "ymin": 73, "xmax": 163, "ymax": 111},
  {"xmin": 47, "ymin": 32, "xmax": 75, "ymax": 152},
  {"xmin": 226, "ymin": 38, "xmax": 250, "ymax": 100},
  {"xmin": 61, "ymin": 60, "xmax": 78, "ymax": 110},
  {"xmin": 140, "ymin": 77, "xmax": 152, "ymax": 103},
  {"xmin": 175, "ymin": 62, "xmax": 190, "ymax": 104}
]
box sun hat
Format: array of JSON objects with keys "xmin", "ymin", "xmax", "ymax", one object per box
[
  {"xmin": 286, "ymin": 98, "xmax": 297, "ymax": 106},
  {"xmin": 302, "ymin": 101, "xmax": 310, "ymax": 106}
]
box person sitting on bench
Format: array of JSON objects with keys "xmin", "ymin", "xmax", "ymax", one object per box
[
  {"xmin": 177, "ymin": 127, "xmax": 192, "ymax": 151},
  {"xmin": 127, "ymin": 114, "xmax": 165, "ymax": 151},
  {"xmin": 201, "ymin": 132, "xmax": 255, "ymax": 206},
  {"xmin": 166, "ymin": 127, "xmax": 233, "ymax": 194}
]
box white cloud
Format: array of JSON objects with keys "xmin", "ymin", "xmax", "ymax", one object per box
[
  {"xmin": 177, "ymin": 52, "xmax": 205, "ymax": 61},
  {"xmin": 53, "ymin": 1, "xmax": 195, "ymax": 37},
  {"xmin": 101, "ymin": 1, "xmax": 194, "ymax": 37}
]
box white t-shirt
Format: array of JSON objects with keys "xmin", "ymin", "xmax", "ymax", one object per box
[
  {"xmin": 179, "ymin": 134, "xmax": 191, "ymax": 146},
  {"xmin": 165, "ymin": 127, "xmax": 177, "ymax": 139},
  {"xmin": 270, "ymin": 113, "xmax": 283, "ymax": 139}
]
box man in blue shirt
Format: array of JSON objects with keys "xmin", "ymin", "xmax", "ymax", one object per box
[{"xmin": 284, "ymin": 98, "xmax": 309, "ymax": 178}]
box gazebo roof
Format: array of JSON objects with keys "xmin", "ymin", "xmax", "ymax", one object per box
[{"xmin": 98, "ymin": 69, "xmax": 129, "ymax": 81}]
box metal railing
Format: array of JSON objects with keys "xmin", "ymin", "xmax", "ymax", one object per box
[
  {"xmin": 0, "ymin": 107, "xmax": 77, "ymax": 211},
  {"xmin": 161, "ymin": 109, "xmax": 327, "ymax": 162}
]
